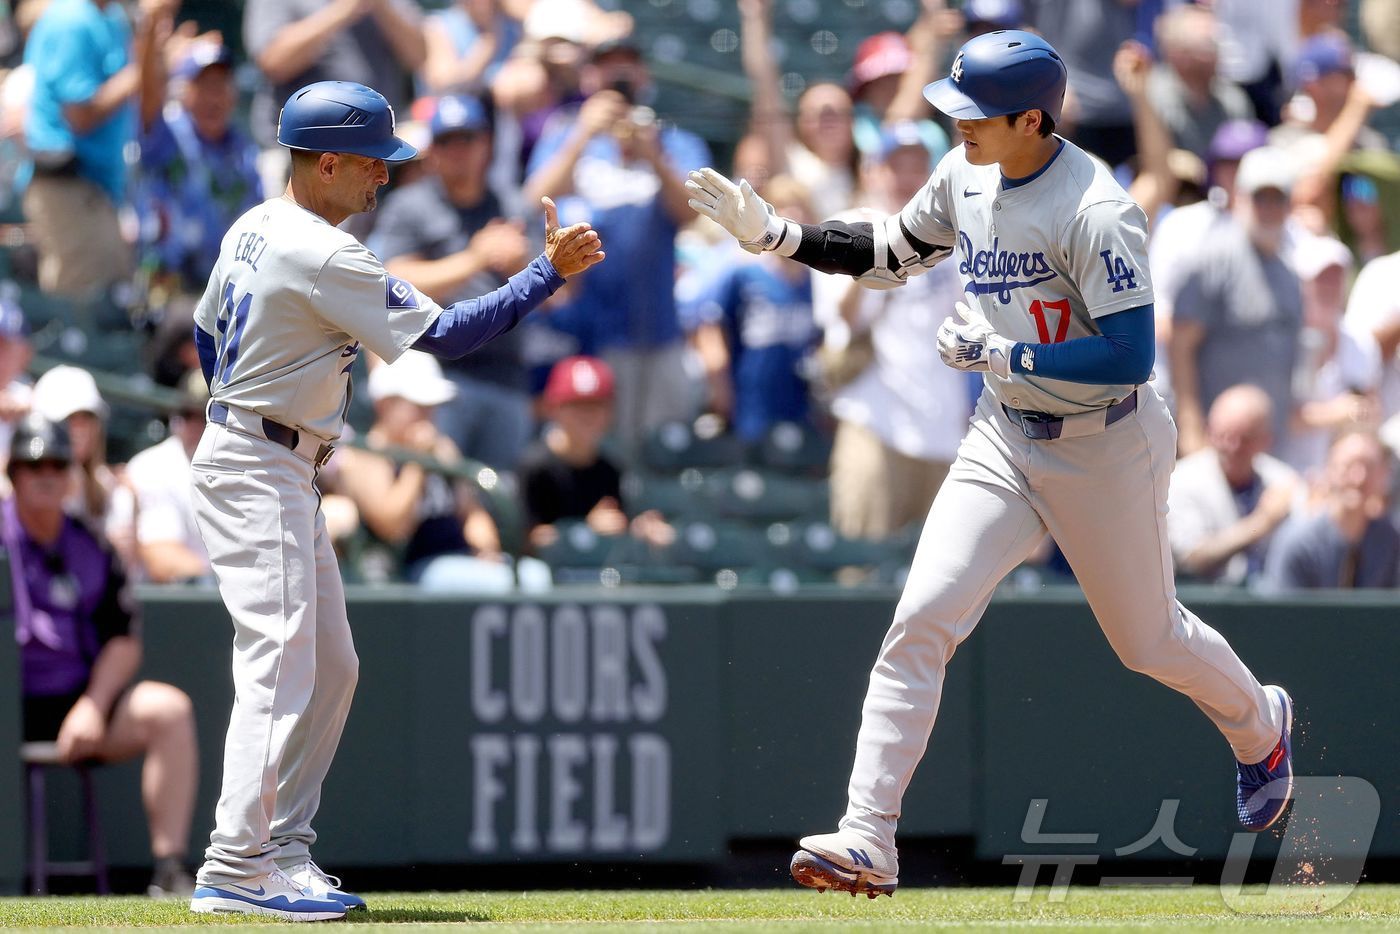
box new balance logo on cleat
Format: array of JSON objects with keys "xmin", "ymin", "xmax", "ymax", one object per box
[{"xmin": 847, "ymin": 849, "xmax": 873, "ymax": 869}]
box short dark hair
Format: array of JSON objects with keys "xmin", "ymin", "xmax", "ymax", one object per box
[
  {"xmin": 1005, "ymin": 110, "xmax": 1056, "ymax": 138},
  {"xmin": 290, "ymin": 148, "xmax": 336, "ymax": 173}
]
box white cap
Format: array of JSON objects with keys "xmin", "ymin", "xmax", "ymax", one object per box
[
  {"xmin": 524, "ymin": 0, "xmax": 589, "ymax": 43},
  {"xmin": 1293, "ymin": 234, "xmax": 1354, "ymax": 280},
  {"xmin": 32, "ymin": 364, "xmax": 108, "ymax": 422},
  {"xmin": 1235, "ymin": 146, "xmax": 1296, "ymax": 195},
  {"xmin": 367, "ymin": 351, "xmax": 457, "ymax": 406}
]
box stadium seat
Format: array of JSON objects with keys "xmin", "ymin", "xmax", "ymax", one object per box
[
  {"xmin": 705, "ymin": 468, "xmax": 829, "ymax": 523},
  {"xmin": 662, "ymin": 519, "xmax": 773, "ymax": 572},
  {"xmin": 756, "ymin": 420, "xmax": 832, "ymax": 475},
  {"xmin": 620, "ymin": 468, "xmax": 708, "ymax": 518},
  {"xmin": 640, "ymin": 419, "xmax": 748, "ymax": 472}
]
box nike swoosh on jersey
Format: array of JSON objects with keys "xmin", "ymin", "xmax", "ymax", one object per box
[{"xmin": 963, "ymin": 188, "xmax": 981, "ymax": 197}]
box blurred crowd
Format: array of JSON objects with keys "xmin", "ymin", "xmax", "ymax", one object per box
[{"xmin": 2, "ymin": 0, "xmax": 1400, "ymax": 598}]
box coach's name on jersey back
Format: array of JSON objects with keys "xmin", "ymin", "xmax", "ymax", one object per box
[{"xmin": 234, "ymin": 231, "xmax": 269, "ymax": 271}]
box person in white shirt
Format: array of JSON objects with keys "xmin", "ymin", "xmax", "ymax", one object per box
[
  {"xmin": 812, "ymin": 122, "xmax": 966, "ymax": 540},
  {"xmin": 1286, "ymin": 235, "xmax": 1381, "ymax": 477},
  {"xmin": 1169, "ymin": 384, "xmax": 1298, "ymax": 585},
  {"xmin": 112, "ymin": 373, "xmax": 211, "ymax": 583}
]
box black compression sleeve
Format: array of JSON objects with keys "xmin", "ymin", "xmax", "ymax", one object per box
[{"xmin": 791, "ymin": 220, "xmax": 877, "ymax": 276}]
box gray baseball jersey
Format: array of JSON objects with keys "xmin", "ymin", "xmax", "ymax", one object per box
[
  {"xmin": 192, "ymin": 195, "xmax": 439, "ymax": 886},
  {"xmin": 821, "ymin": 139, "xmax": 1284, "ymax": 876},
  {"xmin": 899, "ymin": 141, "xmax": 1154, "ymax": 414},
  {"xmin": 194, "ymin": 196, "xmax": 441, "ymax": 442}
]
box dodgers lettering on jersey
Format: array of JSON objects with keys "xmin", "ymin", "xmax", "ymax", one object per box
[
  {"xmin": 899, "ymin": 140, "xmax": 1154, "ymax": 416},
  {"xmin": 194, "ymin": 197, "xmax": 442, "ymax": 441}
]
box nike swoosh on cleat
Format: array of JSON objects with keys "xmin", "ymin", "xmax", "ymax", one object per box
[{"xmin": 230, "ymin": 884, "xmax": 266, "ymax": 896}]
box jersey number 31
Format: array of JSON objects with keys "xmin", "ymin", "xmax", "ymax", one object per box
[{"xmin": 213, "ymin": 283, "xmax": 253, "ymax": 387}]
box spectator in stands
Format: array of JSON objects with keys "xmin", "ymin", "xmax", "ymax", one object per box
[
  {"xmin": 0, "ymin": 295, "xmax": 31, "ymax": 481},
  {"xmin": 1346, "ymin": 232, "xmax": 1400, "ymax": 433},
  {"xmin": 1339, "ymin": 173, "xmax": 1389, "ymax": 267},
  {"xmin": 336, "ymin": 351, "xmax": 518, "ymax": 593},
  {"xmin": 1150, "ymin": 119, "xmax": 1270, "ymax": 313},
  {"xmin": 1260, "ymin": 429, "xmax": 1400, "ymax": 590},
  {"xmin": 739, "ymin": 0, "xmax": 856, "ymax": 219},
  {"xmin": 1146, "ymin": 5, "xmax": 1253, "ymax": 160},
  {"xmin": 1168, "ymin": 384, "xmax": 1298, "ymax": 586},
  {"xmin": 4, "ymin": 414, "xmax": 197, "ymax": 898},
  {"xmin": 21, "ymin": 0, "xmax": 170, "ymax": 298},
  {"xmin": 1208, "ymin": 0, "xmax": 1296, "ymax": 125},
  {"xmin": 242, "ymin": 0, "xmax": 425, "ymax": 165},
  {"xmin": 112, "ymin": 372, "xmax": 210, "ymax": 583},
  {"xmin": 1272, "ymin": 31, "xmax": 1386, "ymax": 225},
  {"xmin": 519, "ymin": 355, "xmax": 672, "ymax": 550},
  {"xmin": 374, "ymin": 93, "xmax": 535, "ymax": 469},
  {"xmin": 1022, "ymin": 0, "xmax": 1138, "ymax": 166},
  {"xmin": 844, "ymin": 1, "xmax": 960, "ymax": 160},
  {"xmin": 135, "ymin": 35, "xmax": 263, "ymax": 304},
  {"xmin": 1287, "ymin": 236, "xmax": 1381, "ymax": 476},
  {"xmin": 1169, "ymin": 146, "xmax": 1304, "ymax": 456},
  {"xmin": 813, "ymin": 122, "xmax": 965, "ymax": 541},
  {"xmin": 681, "ymin": 175, "xmax": 818, "ymax": 444},
  {"xmin": 30, "ymin": 365, "xmax": 119, "ymax": 529},
  {"xmin": 420, "ymin": 0, "xmax": 524, "ymax": 95},
  {"xmin": 523, "ymin": 39, "xmax": 709, "ymax": 453}
]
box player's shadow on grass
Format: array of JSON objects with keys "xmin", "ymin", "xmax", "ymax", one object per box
[{"xmin": 347, "ymin": 907, "xmax": 494, "ymax": 923}]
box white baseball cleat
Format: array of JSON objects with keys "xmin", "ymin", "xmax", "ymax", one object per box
[
  {"xmin": 286, "ymin": 859, "xmax": 367, "ymax": 911},
  {"xmin": 790, "ymin": 830, "xmax": 899, "ymax": 898},
  {"xmin": 189, "ymin": 868, "xmax": 347, "ymax": 921}
]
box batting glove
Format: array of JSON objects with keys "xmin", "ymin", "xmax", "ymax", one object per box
[
  {"xmin": 937, "ymin": 301, "xmax": 1013, "ymax": 379},
  {"xmin": 686, "ymin": 167, "xmax": 786, "ymax": 254}
]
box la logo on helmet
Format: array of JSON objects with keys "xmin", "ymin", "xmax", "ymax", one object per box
[{"xmin": 951, "ymin": 52, "xmax": 964, "ymax": 83}]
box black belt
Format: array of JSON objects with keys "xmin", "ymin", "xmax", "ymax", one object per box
[
  {"xmin": 208, "ymin": 403, "xmax": 335, "ymax": 467},
  {"xmin": 1001, "ymin": 390, "xmax": 1138, "ymax": 441}
]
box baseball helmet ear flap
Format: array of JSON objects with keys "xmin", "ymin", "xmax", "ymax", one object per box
[
  {"xmin": 277, "ymin": 81, "xmax": 418, "ymax": 162},
  {"xmin": 923, "ymin": 29, "xmax": 1067, "ymax": 124}
]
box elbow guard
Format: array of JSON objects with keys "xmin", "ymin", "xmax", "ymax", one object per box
[{"xmin": 857, "ymin": 215, "xmax": 952, "ymax": 290}]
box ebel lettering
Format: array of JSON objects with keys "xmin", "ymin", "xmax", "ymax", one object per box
[{"xmin": 467, "ymin": 604, "xmax": 671, "ymax": 855}]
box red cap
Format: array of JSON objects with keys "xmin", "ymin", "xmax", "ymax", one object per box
[
  {"xmin": 851, "ymin": 32, "xmax": 913, "ymax": 94},
  {"xmin": 543, "ymin": 355, "xmax": 615, "ymax": 405}
]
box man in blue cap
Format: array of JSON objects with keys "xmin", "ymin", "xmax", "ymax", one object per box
[
  {"xmin": 372, "ymin": 93, "xmax": 537, "ymax": 469},
  {"xmin": 137, "ymin": 37, "xmax": 264, "ymax": 302},
  {"xmin": 187, "ymin": 81, "xmax": 603, "ymax": 919}
]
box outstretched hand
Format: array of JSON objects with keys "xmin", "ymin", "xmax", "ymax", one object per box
[
  {"xmin": 542, "ymin": 197, "xmax": 605, "ymax": 278},
  {"xmin": 685, "ymin": 167, "xmax": 776, "ymax": 252}
]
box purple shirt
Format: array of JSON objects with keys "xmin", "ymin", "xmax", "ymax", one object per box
[{"xmin": 3, "ymin": 498, "xmax": 134, "ymax": 698}]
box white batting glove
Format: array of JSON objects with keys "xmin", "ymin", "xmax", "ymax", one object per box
[
  {"xmin": 686, "ymin": 167, "xmax": 784, "ymax": 254},
  {"xmin": 937, "ymin": 301, "xmax": 1013, "ymax": 379}
]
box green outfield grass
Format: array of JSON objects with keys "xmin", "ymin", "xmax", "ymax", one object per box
[{"xmin": 0, "ymin": 886, "xmax": 1397, "ymax": 932}]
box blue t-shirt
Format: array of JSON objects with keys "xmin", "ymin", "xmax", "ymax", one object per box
[
  {"xmin": 23, "ymin": 0, "xmax": 133, "ymax": 201},
  {"xmin": 526, "ymin": 116, "xmax": 710, "ymax": 351},
  {"xmin": 680, "ymin": 258, "xmax": 816, "ymax": 441},
  {"xmin": 420, "ymin": 7, "xmax": 521, "ymax": 93},
  {"xmin": 136, "ymin": 107, "xmax": 264, "ymax": 290}
]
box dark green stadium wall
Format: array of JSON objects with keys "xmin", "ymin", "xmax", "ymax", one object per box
[{"xmin": 3, "ymin": 587, "xmax": 1395, "ymax": 891}]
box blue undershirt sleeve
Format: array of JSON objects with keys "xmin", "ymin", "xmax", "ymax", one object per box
[
  {"xmin": 412, "ymin": 255, "xmax": 566, "ymax": 359},
  {"xmin": 1008, "ymin": 304, "xmax": 1155, "ymax": 385},
  {"xmin": 194, "ymin": 324, "xmax": 217, "ymax": 389}
]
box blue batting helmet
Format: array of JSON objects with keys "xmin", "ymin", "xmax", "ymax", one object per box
[
  {"xmin": 923, "ymin": 30, "xmax": 1066, "ymax": 123},
  {"xmin": 277, "ymin": 81, "xmax": 417, "ymax": 162}
]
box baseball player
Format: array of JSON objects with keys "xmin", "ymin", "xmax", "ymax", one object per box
[
  {"xmin": 688, "ymin": 30, "xmax": 1294, "ymax": 898},
  {"xmin": 187, "ymin": 81, "xmax": 602, "ymax": 920}
]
